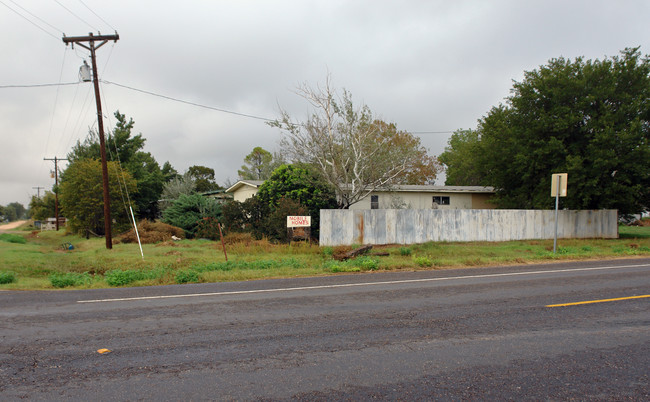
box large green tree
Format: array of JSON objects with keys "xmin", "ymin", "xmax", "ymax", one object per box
[
  {"xmin": 161, "ymin": 193, "xmax": 221, "ymax": 238},
  {"xmin": 256, "ymin": 164, "xmax": 338, "ymax": 235},
  {"xmin": 59, "ymin": 159, "xmax": 137, "ymax": 235},
  {"xmin": 270, "ymin": 77, "xmax": 441, "ymax": 208},
  {"xmin": 28, "ymin": 192, "xmax": 57, "ymax": 221},
  {"xmin": 438, "ymin": 129, "xmax": 487, "ymax": 186},
  {"xmin": 187, "ymin": 165, "xmax": 220, "ymax": 193},
  {"xmin": 0, "ymin": 202, "xmax": 26, "ymax": 222},
  {"xmin": 442, "ymin": 48, "xmax": 650, "ymax": 214},
  {"xmin": 68, "ymin": 111, "xmax": 172, "ymax": 219},
  {"xmin": 237, "ymin": 147, "xmax": 283, "ymax": 180}
]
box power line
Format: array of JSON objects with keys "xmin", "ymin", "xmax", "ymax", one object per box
[
  {"xmin": 53, "ymin": 0, "xmax": 97, "ymax": 32},
  {"xmin": 100, "ymin": 79, "xmax": 276, "ymax": 122},
  {"xmin": 1, "ymin": 79, "xmax": 457, "ymax": 135},
  {"xmin": 8, "ymin": 0, "xmax": 64, "ymax": 34},
  {"xmin": 0, "ymin": 82, "xmax": 78, "ymax": 88},
  {"xmin": 77, "ymin": 0, "xmax": 116, "ymax": 32},
  {"xmin": 0, "ymin": 0, "xmax": 60, "ymax": 41}
]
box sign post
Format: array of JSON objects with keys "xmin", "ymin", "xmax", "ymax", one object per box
[
  {"xmin": 551, "ymin": 173, "xmax": 568, "ymax": 253},
  {"xmin": 286, "ymin": 216, "xmax": 311, "ymax": 244}
]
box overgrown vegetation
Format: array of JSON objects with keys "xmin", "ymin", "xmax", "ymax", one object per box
[
  {"xmin": 0, "ymin": 271, "xmax": 16, "ymax": 284},
  {"xmin": 0, "ymin": 223, "xmax": 648, "ymax": 290},
  {"xmin": 0, "ymin": 233, "xmax": 26, "ymax": 244}
]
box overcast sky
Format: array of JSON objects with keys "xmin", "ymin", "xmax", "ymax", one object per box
[{"xmin": 1, "ymin": 0, "xmax": 648, "ymax": 207}]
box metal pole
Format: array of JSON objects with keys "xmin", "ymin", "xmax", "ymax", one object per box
[
  {"xmin": 553, "ymin": 177, "xmax": 560, "ymax": 254},
  {"xmin": 218, "ymin": 223, "xmax": 228, "ymax": 262},
  {"xmin": 129, "ymin": 206, "xmax": 144, "ymax": 260}
]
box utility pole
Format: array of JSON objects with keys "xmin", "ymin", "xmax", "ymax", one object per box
[
  {"xmin": 44, "ymin": 157, "xmax": 68, "ymax": 231},
  {"xmin": 32, "ymin": 186, "xmax": 44, "ymax": 199},
  {"xmin": 63, "ymin": 32, "xmax": 119, "ymax": 249}
]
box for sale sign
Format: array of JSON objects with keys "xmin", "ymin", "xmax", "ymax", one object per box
[{"xmin": 287, "ymin": 216, "xmax": 311, "ymax": 227}]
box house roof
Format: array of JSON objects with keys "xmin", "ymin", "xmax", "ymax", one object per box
[
  {"xmin": 225, "ymin": 180, "xmax": 265, "ymax": 193},
  {"xmin": 225, "ymin": 180, "xmax": 494, "ymax": 194},
  {"xmin": 377, "ymin": 185, "xmax": 495, "ymax": 194}
]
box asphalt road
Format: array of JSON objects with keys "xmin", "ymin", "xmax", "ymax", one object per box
[{"xmin": 1, "ymin": 258, "xmax": 648, "ymax": 400}]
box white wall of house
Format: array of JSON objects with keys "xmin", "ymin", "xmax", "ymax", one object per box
[
  {"xmin": 349, "ymin": 191, "xmax": 494, "ymax": 210},
  {"xmin": 231, "ymin": 185, "xmax": 259, "ymax": 202}
]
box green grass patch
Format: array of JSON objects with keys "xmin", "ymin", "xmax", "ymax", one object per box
[
  {"xmin": 49, "ymin": 272, "xmax": 92, "ymax": 288},
  {"xmin": 0, "ymin": 223, "xmax": 648, "ymax": 290},
  {"xmin": 619, "ymin": 225, "xmax": 650, "ymax": 239},
  {"xmin": 399, "ymin": 247, "xmax": 412, "ymax": 256},
  {"xmin": 0, "ymin": 233, "xmax": 27, "ymax": 244},
  {"xmin": 175, "ymin": 269, "xmax": 200, "ymax": 284},
  {"xmin": 413, "ymin": 256, "xmax": 433, "ymax": 267}
]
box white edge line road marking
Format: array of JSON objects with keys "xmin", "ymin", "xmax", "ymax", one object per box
[{"xmin": 78, "ymin": 263, "xmax": 650, "ymax": 304}]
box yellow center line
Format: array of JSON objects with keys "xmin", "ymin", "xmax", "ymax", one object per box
[{"xmin": 546, "ymin": 295, "xmax": 650, "ymax": 308}]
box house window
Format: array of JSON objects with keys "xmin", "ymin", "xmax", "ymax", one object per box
[
  {"xmin": 371, "ymin": 195, "xmax": 379, "ymax": 209},
  {"xmin": 433, "ymin": 196, "xmax": 450, "ymax": 207}
]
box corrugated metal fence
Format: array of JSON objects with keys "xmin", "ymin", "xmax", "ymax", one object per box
[{"xmin": 319, "ymin": 209, "xmax": 618, "ymax": 246}]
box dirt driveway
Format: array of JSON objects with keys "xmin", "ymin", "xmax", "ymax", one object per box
[{"xmin": 0, "ymin": 220, "xmax": 28, "ymax": 232}]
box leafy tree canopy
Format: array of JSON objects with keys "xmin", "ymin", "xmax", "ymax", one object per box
[
  {"xmin": 438, "ymin": 129, "xmax": 487, "ymax": 186},
  {"xmin": 29, "ymin": 191, "xmax": 57, "ymax": 221},
  {"xmin": 441, "ymin": 48, "xmax": 650, "ymax": 214},
  {"xmin": 0, "ymin": 202, "xmax": 27, "ymax": 222},
  {"xmin": 256, "ymin": 164, "xmax": 338, "ymax": 234},
  {"xmin": 59, "ymin": 159, "xmax": 137, "ymax": 235},
  {"xmin": 159, "ymin": 172, "xmax": 196, "ymax": 212},
  {"xmin": 270, "ymin": 76, "xmax": 441, "ymax": 208},
  {"xmin": 187, "ymin": 165, "xmax": 221, "ymax": 193},
  {"xmin": 67, "ymin": 111, "xmax": 174, "ymax": 219},
  {"xmin": 238, "ymin": 147, "xmax": 284, "ymax": 180}
]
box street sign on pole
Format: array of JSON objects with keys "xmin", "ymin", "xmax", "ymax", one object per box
[
  {"xmin": 551, "ymin": 173, "xmax": 568, "ymax": 197},
  {"xmin": 551, "ymin": 173, "xmax": 568, "ymax": 253}
]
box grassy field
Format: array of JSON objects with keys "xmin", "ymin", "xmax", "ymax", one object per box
[{"xmin": 0, "ymin": 221, "xmax": 648, "ymax": 290}]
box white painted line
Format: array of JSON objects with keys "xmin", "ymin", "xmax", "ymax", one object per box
[{"xmin": 78, "ymin": 263, "xmax": 650, "ymax": 304}]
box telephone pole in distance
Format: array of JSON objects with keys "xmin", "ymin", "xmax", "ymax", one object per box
[
  {"xmin": 44, "ymin": 156, "xmax": 68, "ymax": 231},
  {"xmin": 32, "ymin": 186, "xmax": 44, "ymax": 199},
  {"xmin": 62, "ymin": 32, "xmax": 119, "ymax": 249}
]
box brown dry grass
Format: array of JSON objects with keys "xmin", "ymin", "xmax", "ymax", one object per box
[{"xmin": 117, "ymin": 220, "xmax": 185, "ymax": 244}]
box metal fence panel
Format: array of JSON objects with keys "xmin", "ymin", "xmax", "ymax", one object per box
[{"xmin": 319, "ymin": 209, "xmax": 618, "ymax": 246}]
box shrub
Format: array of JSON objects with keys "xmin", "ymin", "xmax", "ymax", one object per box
[
  {"xmin": 175, "ymin": 270, "xmax": 200, "ymax": 284},
  {"xmin": 0, "ymin": 233, "xmax": 27, "ymax": 244},
  {"xmin": 264, "ymin": 197, "xmax": 309, "ymax": 242},
  {"xmin": 413, "ymin": 256, "xmax": 433, "ymax": 267},
  {"xmin": 161, "ymin": 193, "xmax": 222, "ymax": 238},
  {"xmin": 0, "ymin": 271, "xmax": 16, "ymax": 284},
  {"xmin": 195, "ymin": 217, "xmax": 222, "ymax": 240},
  {"xmin": 105, "ymin": 269, "xmax": 148, "ymax": 286},
  {"xmin": 323, "ymin": 256, "xmax": 378, "ymax": 272},
  {"xmin": 321, "ymin": 247, "xmax": 334, "ymax": 258},
  {"xmin": 49, "ymin": 272, "xmax": 91, "ymax": 288},
  {"xmin": 399, "ymin": 247, "xmax": 412, "ymax": 256},
  {"xmin": 118, "ymin": 220, "xmax": 185, "ymax": 244},
  {"xmin": 356, "ymin": 256, "xmax": 379, "ymax": 271}
]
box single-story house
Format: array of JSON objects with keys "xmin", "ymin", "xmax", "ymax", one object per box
[
  {"xmin": 226, "ymin": 180, "xmax": 495, "ymax": 210},
  {"xmin": 351, "ymin": 185, "xmax": 495, "ymax": 210},
  {"xmin": 225, "ymin": 180, "xmax": 265, "ymax": 202}
]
